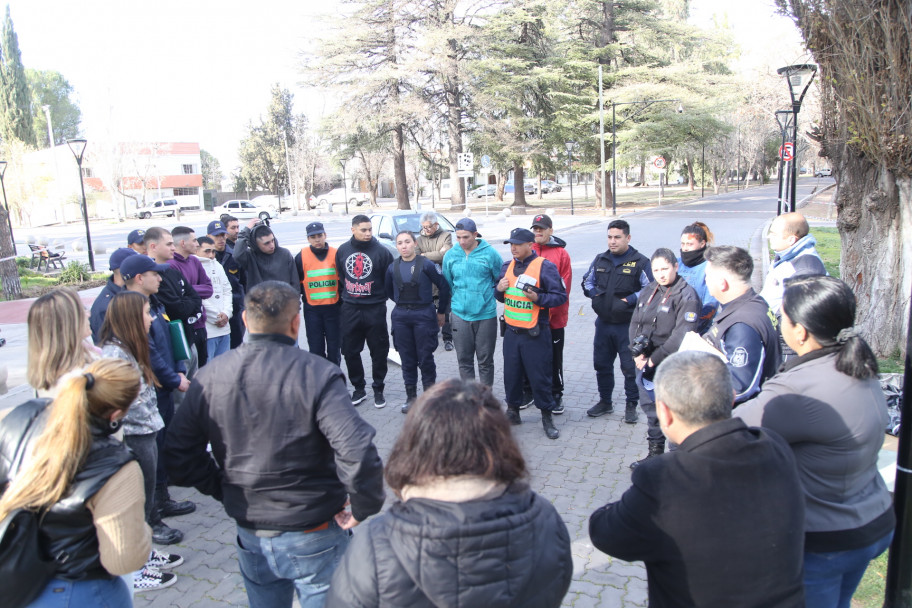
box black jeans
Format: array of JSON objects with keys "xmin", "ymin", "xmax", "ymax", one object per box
[
  {"xmin": 341, "ymin": 302, "xmax": 389, "ymax": 392},
  {"xmin": 192, "ymin": 326, "xmax": 209, "ymax": 367},
  {"xmin": 124, "ymin": 432, "xmax": 158, "ymax": 524},
  {"xmin": 303, "ymin": 303, "xmax": 342, "ymax": 366}
]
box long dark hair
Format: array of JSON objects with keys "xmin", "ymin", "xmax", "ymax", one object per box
[
  {"xmin": 384, "ymin": 380, "xmax": 527, "ymax": 495},
  {"xmin": 99, "ymin": 291, "xmax": 159, "ymax": 387},
  {"xmin": 782, "ymin": 275, "xmax": 878, "ymax": 379}
]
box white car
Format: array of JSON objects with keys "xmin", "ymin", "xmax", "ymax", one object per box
[
  {"xmin": 135, "ymin": 199, "xmax": 180, "ymax": 219},
  {"xmin": 309, "ymin": 188, "xmax": 369, "ymax": 209},
  {"xmin": 214, "ymin": 199, "xmax": 276, "ymax": 220}
]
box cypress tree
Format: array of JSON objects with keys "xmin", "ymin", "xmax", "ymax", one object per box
[{"xmin": 1, "ymin": 6, "xmax": 34, "ymax": 145}]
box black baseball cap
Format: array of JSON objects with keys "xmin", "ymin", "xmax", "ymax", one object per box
[
  {"xmin": 531, "ymin": 214, "xmax": 552, "ymax": 229},
  {"xmin": 504, "ymin": 228, "xmax": 535, "ymax": 244},
  {"xmin": 120, "ymin": 255, "xmax": 171, "ymax": 281},
  {"xmin": 306, "ymin": 222, "xmax": 326, "ymax": 236}
]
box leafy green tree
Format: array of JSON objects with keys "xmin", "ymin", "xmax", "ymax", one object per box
[
  {"xmin": 27, "ymin": 69, "xmax": 81, "ymax": 148},
  {"xmin": 200, "ymin": 149, "xmax": 222, "ymax": 190},
  {"xmin": 238, "ymin": 85, "xmax": 295, "ymax": 195},
  {"xmin": 0, "ymin": 6, "xmax": 33, "ymax": 146}
]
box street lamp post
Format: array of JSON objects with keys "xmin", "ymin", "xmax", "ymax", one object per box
[
  {"xmin": 777, "ymin": 64, "xmax": 817, "ymax": 211},
  {"xmin": 67, "ymin": 138, "xmax": 95, "ymax": 271},
  {"xmin": 565, "ymin": 141, "xmax": 575, "ymax": 215},
  {"xmin": 0, "ymin": 162, "xmax": 13, "ymax": 248},
  {"xmin": 611, "ymin": 99, "xmax": 682, "ymax": 215},
  {"xmin": 340, "ymin": 159, "xmax": 349, "ymax": 215},
  {"xmin": 775, "ymin": 110, "xmax": 795, "ymax": 215}
]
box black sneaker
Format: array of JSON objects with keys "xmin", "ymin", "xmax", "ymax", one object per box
[
  {"xmin": 134, "ymin": 566, "xmax": 177, "ymax": 591},
  {"xmin": 552, "ymin": 396, "xmax": 564, "ymax": 415},
  {"xmin": 146, "ymin": 549, "xmax": 184, "ymax": 570},
  {"xmin": 374, "ymin": 390, "xmax": 386, "ymax": 408},
  {"xmin": 444, "ymin": 340, "xmax": 454, "ymax": 351},
  {"xmin": 159, "ymin": 499, "xmax": 195, "ymax": 518},
  {"xmin": 506, "ymin": 408, "xmax": 522, "ymax": 425},
  {"xmin": 624, "ymin": 402, "xmax": 639, "ymax": 424},
  {"xmin": 519, "ymin": 392, "xmax": 535, "ymax": 410},
  {"xmin": 351, "ymin": 388, "xmax": 367, "ymax": 405},
  {"xmin": 587, "ymin": 400, "xmax": 613, "ymax": 417},
  {"xmin": 151, "ymin": 522, "xmax": 183, "ymax": 545}
]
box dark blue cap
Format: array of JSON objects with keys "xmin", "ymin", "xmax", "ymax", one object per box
[
  {"xmin": 306, "ymin": 222, "xmax": 325, "ymax": 236},
  {"xmin": 109, "ymin": 248, "xmax": 137, "ymax": 271},
  {"xmin": 120, "ymin": 255, "xmax": 171, "ymax": 281},
  {"xmin": 207, "ymin": 220, "xmax": 227, "ymax": 236},
  {"xmin": 504, "ymin": 228, "xmax": 535, "ymax": 244},
  {"xmin": 455, "ymin": 218, "xmax": 477, "ymax": 233},
  {"xmin": 127, "ymin": 229, "xmax": 145, "ymax": 245}
]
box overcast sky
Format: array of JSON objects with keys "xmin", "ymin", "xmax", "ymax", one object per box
[{"xmin": 11, "ymin": 0, "xmax": 805, "ymax": 173}]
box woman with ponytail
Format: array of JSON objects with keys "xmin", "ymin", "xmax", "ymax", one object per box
[
  {"xmin": 735, "ymin": 275, "xmax": 894, "ymax": 608},
  {"xmin": 677, "ymin": 222, "xmax": 717, "ymax": 333},
  {"xmin": 100, "ymin": 291, "xmax": 182, "ymax": 589},
  {"xmin": 0, "ymin": 359, "xmax": 152, "ymax": 607}
]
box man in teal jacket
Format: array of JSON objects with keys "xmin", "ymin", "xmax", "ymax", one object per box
[{"xmin": 442, "ymin": 218, "xmax": 503, "ymax": 387}]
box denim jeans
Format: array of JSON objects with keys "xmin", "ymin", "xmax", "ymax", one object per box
[
  {"xmin": 804, "ymin": 531, "xmax": 893, "ymax": 608},
  {"xmin": 207, "ymin": 334, "xmax": 231, "ymax": 360},
  {"xmin": 31, "ymin": 577, "xmax": 131, "ymax": 608},
  {"xmin": 235, "ymin": 521, "xmax": 351, "ymax": 608}
]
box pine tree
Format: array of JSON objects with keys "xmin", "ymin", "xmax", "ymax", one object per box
[{"xmin": 0, "ymin": 6, "xmax": 34, "ymax": 145}]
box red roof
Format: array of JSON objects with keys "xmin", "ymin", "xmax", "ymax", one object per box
[{"xmin": 118, "ymin": 142, "xmax": 201, "ymax": 156}]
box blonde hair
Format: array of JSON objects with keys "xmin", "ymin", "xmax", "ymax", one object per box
[
  {"xmin": 0, "ymin": 359, "xmax": 140, "ymax": 522},
  {"xmin": 27, "ymin": 288, "xmax": 94, "ymax": 391}
]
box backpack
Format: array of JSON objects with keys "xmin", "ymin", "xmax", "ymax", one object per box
[{"xmin": 0, "ymin": 506, "xmax": 56, "ymax": 608}]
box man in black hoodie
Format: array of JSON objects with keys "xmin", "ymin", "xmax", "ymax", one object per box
[
  {"xmin": 233, "ymin": 219, "xmax": 298, "ymax": 291},
  {"xmin": 335, "ymin": 215, "xmax": 393, "ymax": 407}
]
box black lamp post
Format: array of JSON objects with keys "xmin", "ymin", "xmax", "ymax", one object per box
[
  {"xmin": 611, "ymin": 99, "xmax": 682, "ymax": 215},
  {"xmin": 565, "ymin": 141, "xmax": 575, "ymax": 215},
  {"xmin": 777, "ymin": 64, "xmax": 817, "ymax": 210},
  {"xmin": 340, "ymin": 159, "xmax": 349, "ymax": 215},
  {"xmin": 0, "ymin": 161, "xmax": 13, "ymax": 249},
  {"xmin": 775, "ymin": 109, "xmax": 795, "ymax": 215},
  {"xmin": 67, "ymin": 138, "xmax": 95, "ymax": 271}
]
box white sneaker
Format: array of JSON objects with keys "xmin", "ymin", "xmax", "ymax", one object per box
[
  {"xmin": 134, "ymin": 566, "xmax": 177, "ymax": 591},
  {"xmin": 146, "ymin": 548, "xmax": 184, "ymax": 570}
]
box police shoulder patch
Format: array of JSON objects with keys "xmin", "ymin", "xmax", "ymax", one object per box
[
  {"xmin": 684, "ymin": 311, "xmax": 696, "ymax": 323},
  {"xmin": 730, "ymin": 347, "xmax": 749, "ymax": 368}
]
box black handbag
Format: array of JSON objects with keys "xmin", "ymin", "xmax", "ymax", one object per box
[{"xmin": 0, "ymin": 506, "xmax": 56, "ymax": 608}]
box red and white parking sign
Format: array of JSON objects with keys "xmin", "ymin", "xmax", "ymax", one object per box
[
  {"xmin": 654, "ymin": 157, "xmax": 666, "ymax": 169},
  {"xmin": 779, "ymin": 143, "xmax": 795, "ymax": 161}
]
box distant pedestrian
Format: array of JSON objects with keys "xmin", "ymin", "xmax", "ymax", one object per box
[
  {"xmin": 208, "ymin": 219, "xmax": 246, "ymax": 348},
  {"xmin": 416, "ymin": 211, "xmax": 454, "ymax": 351},
  {"xmin": 385, "ymin": 230, "xmax": 450, "ymax": 413},
  {"xmin": 294, "ymin": 221, "xmax": 342, "ymax": 365},
  {"xmin": 582, "ymin": 220, "xmax": 652, "ymax": 423},
  {"xmin": 677, "ymin": 222, "xmax": 718, "ymax": 333},
  {"xmin": 196, "ymin": 236, "xmax": 234, "ymax": 359},
  {"xmin": 336, "ymin": 215, "xmax": 394, "ymax": 407},
  {"xmin": 442, "ymin": 218, "xmax": 503, "ymax": 387},
  {"xmin": 89, "ymin": 247, "xmax": 137, "ymax": 343},
  {"xmin": 234, "ymin": 218, "xmax": 298, "ymax": 290},
  {"xmin": 164, "ymin": 281, "xmax": 385, "ymax": 608}
]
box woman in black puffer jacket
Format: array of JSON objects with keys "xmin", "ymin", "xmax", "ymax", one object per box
[{"xmin": 325, "ymin": 379, "xmax": 572, "ymax": 608}]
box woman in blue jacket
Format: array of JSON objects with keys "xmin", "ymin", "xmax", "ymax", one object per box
[
  {"xmin": 386, "ymin": 231, "xmax": 451, "ymax": 413},
  {"xmin": 676, "ymin": 222, "xmax": 718, "ymax": 333}
]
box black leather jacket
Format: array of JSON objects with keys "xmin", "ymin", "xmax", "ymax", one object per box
[{"xmin": 0, "ymin": 400, "xmax": 134, "ymax": 581}]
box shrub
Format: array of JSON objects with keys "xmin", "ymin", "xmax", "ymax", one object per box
[{"xmin": 58, "ymin": 261, "xmax": 90, "ymax": 285}]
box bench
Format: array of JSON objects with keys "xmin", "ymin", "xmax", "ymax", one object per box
[{"xmin": 28, "ymin": 243, "xmax": 66, "ymax": 272}]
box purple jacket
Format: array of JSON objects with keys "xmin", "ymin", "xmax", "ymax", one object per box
[{"xmin": 170, "ymin": 253, "xmax": 213, "ymax": 329}]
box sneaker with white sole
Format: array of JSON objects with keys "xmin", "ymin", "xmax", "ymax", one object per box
[
  {"xmin": 134, "ymin": 566, "xmax": 177, "ymax": 591},
  {"xmin": 374, "ymin": 390, "xmax": 387, "ymax": 408},
  {"xmin": 146, "ymin": 549, "xmax": 184, "ymax": 570}
]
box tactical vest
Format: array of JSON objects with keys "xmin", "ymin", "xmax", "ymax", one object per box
[
  {"xmin": 0, "ymin": 400, "xmax": 135, "ymax": 581},
  {"xmin": 393, "ymin": 256, "xmax": 424, "ymax": 305},
  {"xmin": 704, "ymin": 290, "xmax": 781, "ymax": 388},
  {"xmin": 590, "ymin": 249, "xmax": 651, "ymax": 324},
  {"xmin": 504, "ymin": 257, "xmax": 544, "ymax": 329},
  {"xmin": 300, "ymin": 247, "xmax": 340, "ymax": 306}
]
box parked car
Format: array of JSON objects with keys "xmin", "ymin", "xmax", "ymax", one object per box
[
  {"xmin": 214, "ymin": 199, "xmax": 277, "ymax": 221},
  {"xmin": 135, "ymin": 199, "xmax": 180, "ymax": 219},
  {"xmin": 309, "ymin": 188, "xmax": 369, "ymax": 209},
  {"xmin": 504, "ymin": 180, "xmax": 536, "ymax": 195},
  {"xmin": 469, "ymin": 184, "xmax": 497, "ymax": 199},
  {"xmin": 250, "ymin": 194, "xmax": 291, "ymax": 212},
  {"xmin": 814, "ymin": 168, "xmax": 832, "ymax": 177},
  {"xmin": 539, "ymin": 180, "xmax": 562, "ymax": 193},
  {"xmin": 369, "ymin": 211, "xmax": 457, "ymax": 253}
]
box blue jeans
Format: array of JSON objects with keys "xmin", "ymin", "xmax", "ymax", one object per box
[
  {"xmin": 804, "ymin": 531, "xmax": 893, "ymax": 608},
  {"xmin": 31, "ymin": 577, "xmax": 131, "ymax": 607},
  {"xmin": 207, "ymin": 334, "xmax": 231, "ymax": 360},
  {"xmin": 235, "ymin": 521, "xmax": 351, "ymax": 608}
]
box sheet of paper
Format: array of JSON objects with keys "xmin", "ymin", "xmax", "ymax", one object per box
[{"xmin": 678, "ymin": 331, "xmax": 728, "ymax": 362}]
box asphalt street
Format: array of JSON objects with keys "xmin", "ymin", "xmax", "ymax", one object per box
[{"xmin": 2, "ymin": 179, "xmax": 831, "ymax": 607}]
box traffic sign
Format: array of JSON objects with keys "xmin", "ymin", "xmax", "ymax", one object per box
[
  {"xmin": 654, "ymin": 157, "xmax": 666, "ymax": 169},
  {"xmin": 779, "ymin": 143, "xmax": 795, "ymax": 161},
  {"xmin": 457, "ymin": 152, "xmax": 474, "ymax": 172},
  {"xmin": 480, "ymin": 155, "xmax": 491, "ymax": 168}
]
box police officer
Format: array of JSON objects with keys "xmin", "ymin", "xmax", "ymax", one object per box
[
  {"xmin": 582, "ymin": 220, "xmax": 652, "ymax": 424},
  {"xmin": 702, "ymin": 245, "xmax": 780, "ymax": 404},
  {"xmin": 495, "ymin": 228, "xmax": 568, "ymax": 439},
  {"xmin": 385, "ymin": 230, "xmax": 451, "ymax": 414},
  {"xmin": 627, "ymin": 248, "xmax": 701, "ymax": 468},
  {"xmin": 295, "ymin": 221, "xmax": 342, "ymax": 365}
]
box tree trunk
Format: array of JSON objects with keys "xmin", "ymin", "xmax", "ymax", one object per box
[
  {"xmin": 496, "ymin": 171, "xmax": 506, "ymax": 201},
  {"xmin": 594, "ymin": 169, "xmax": 612, "ymax": 210},
  {"xmin": 512, "ymin": 163, "xmax": 526, "ymax": 210},
  {"xmin": 392, "ymin": 124, "xmax": 410, "ymax": 210},
  {"xmin": 639, "ymin": 160, "xmax": 646, "ymax": 185},
  {"xmin": 444, "ymin": 27, "xmax": 465, "ymax": 212},
  {"xmin": 0, "ymin": 207, "xmax": 21, "ymax": 299},
  {"xmin": 686, "ymin": 155, "xmax": 696, "ymax": 191}
]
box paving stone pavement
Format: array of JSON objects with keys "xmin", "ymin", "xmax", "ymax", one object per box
[{"xmin": 136, "ymin": 283, "xmax": 651, "ymax": 607}]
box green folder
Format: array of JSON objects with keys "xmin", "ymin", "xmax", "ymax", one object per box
[{"xmin": 168, "ymin": 320, "xmax": 192, "ymax": 361}]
